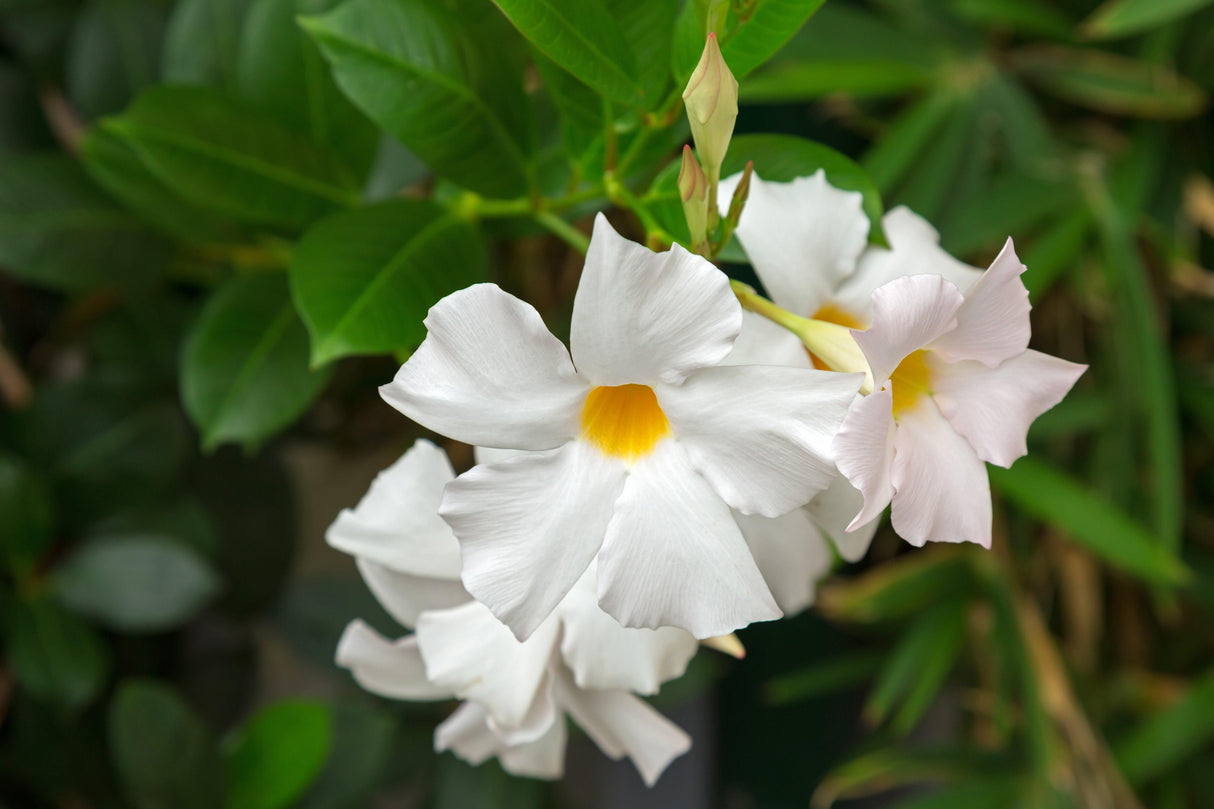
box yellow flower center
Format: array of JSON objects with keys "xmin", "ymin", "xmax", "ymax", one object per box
[
  {"xmin": 808, "ymin": 303, "xmax": 865, "ymax": 371},
  {"xmin": 580, "ymin": 384, "xmax": 671, "ymax": 462},
  {"xmin": 889, "ymin": 350, "xmax": 932, "ymax": 416}
]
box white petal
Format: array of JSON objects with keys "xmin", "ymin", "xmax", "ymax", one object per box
[
  {"xmin": 555, "ymin": 567, "xmax": 698, "ymax": 696},
  {"xmin": 928, "ymin": 239, "xmax": 1031, "ymax": 367},
  {"xmin": 721, "ymin": 311, "xmax": 813, "ymax": 368},
  {"xmin": 837, "ymin": 207, "xmax": 982, "ymax": 319},
  {"xmin": 722, "ymin": 170, "xmax": 869, "ymax": 317},
  {"xmin": 853, "ymin": 274, "xmax": 965, "ymax": 384},
  {"xmin": 355, "ymin": 558, "xmax": 469, "ymax": 630},
  {"xmin": 931, "ymin": 350, "xmax": 1087, "ymax": 468},
  {"xmin": 497, "ymin": 713, "xmax": 567, "ymax": 780},
  {"xmin": 804, "ymin": 474, "xmax": 881, "ymax": 563},
  {"xmin": 554, "ymin": 669, "xmax": 691, "ymax": 787},
  {"xmin": 890, "ymin": 398, "xmax": 992, "ymax": 547},
  {"xmin": 335, "ymin": 620, "xmax": 450, "ymax": 701},
  {"xmin": 442, "ymin": 441, "xmax": 627, "ymax": 640},
  {"xmin": 434, "ymin": 702, "xmax": 568, "ymax": 780},
  {"xmin": 380, "ymin": 284, "xmax": 588, "ymax": 450},
  {"xmin": 735, "ymin": 509, "xmax": 833, "ymax": 616},
  {"xmin": 416, "ymin": 601, "xmax": 561, "ymax": 744},
  {"xmin": 659, "ymin": 364, "xmax": 863, "ymax": 517},
  {"xmin": 596, "ymin": 441, "xmax": 781, "ymax": 639},
  {"xmin": 833, "ymin": 389, "xmax": 896, "ymax": 531},
  {"xmin": 434, "ymin": 703, "xmax": 498, "ymax": 765},
  {"xmin": 570, "ymin": 214, "xmax": 741, "ymax": 386},
  {"xmin": 326, "ymin": 440, "xmax": 462, "ymax": 579}
]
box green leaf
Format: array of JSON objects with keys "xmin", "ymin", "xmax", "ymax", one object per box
[
  {"xmin": 182, "ymin": 274, "xmax": 333, "ymax": 451},
  {"xmin": 950, "ymin": 0, "xmax": 1074, "ymax": 39},
  {"xmin": 0, "ymin": 453, "xmax": 56, "ymax": 579},
  {"xmin": 433, "ymin": 755, "xmax": 546, "ymax": 809},
  {"xmin": 610, "ymin": 0, "xmax": 678, "ymax": 102},
  {"xmin": 224, "ymin": 701, "xmax": 332, "ymax": 809},
  {"xmin": 1081, "ymin": 0, "xmax": 1214, "ymax": 40},
  {"xmin": 302, "ymin": 0, "xmax": 533, "ymax": 198},
  {"xmin": 938, "ymin": 172, "xmax": 1078, "ymax": 258},
  {"xmin": 813, "ymin": 747, "xmax": 1015, "ymax": 807},
  {"xmin": 162, "ymin": 0, "xmax": 256, "ymax": 88},
  {"xmin": 52, "ymin": 535, "xmax": 221, "ymax": 633},
  {"xmin": 1012, "ymin": 45, "xmax": 1207, "ymax": 119},
  {"xmin": 491, "ymin": 0, "xmax": 643, "ymax": 105},
  {"xmin": 0, "ymin": 153, "xmax": 171, "ymax": 291},
  {"xmin": 887, "ymin": 776, "xmax": 1025, "ymax": 809},
  {"xmin": 294, "ymin": 701, "xmax": 395, "ymax": 809},
  {"xmin": 289, "ymin": 199, "xmax": 487, "ymax": 364},
  {"xmin": 5, "ymin": 596, "xmax": 110, "ymax": 711},
  {"xmin": 672, "ymin": 0, "xmax": 827, "ymax": 83},
  {"xmin": 235, "ymin": 0, "xmax": 378, "ymax": 177},
  {"xmin": 103, "ymin": 85, "xmax": 359, "ymax": 229},
  {"xmin": 863, "ymin": 90, "xmax": 958, "ymax": 194},
  {"xmin": 1115, "ymin": 669, "xmax": 1214, "ymax": 786},
  {"xmin": 989, "ymin": 458, "xmax": 1189, "ymax": 586},
  {"xmin": 66, "ymin": 0, "xmax": 167, "ymax": 119},
  {"xmin": 742, "ymin": 59, "xmax": 935, "ymax": 102},
  {"xmin": 764, "ymin": 650, "xmax": 883, "ymax": 705},
  {"xmin": 80, "ymin": 125, "xmax": 242, "ymax": 243},
  {"xmin": 109, "ymin": 680, "xmax": 227, "ymax": 809},
  {"xmin": 865, "ymin": 598, "xmax": 967, "ymax": 730},
  {"xmin": 1019, "ymin": 207, "xmax": 1091, "ymax": 302}
]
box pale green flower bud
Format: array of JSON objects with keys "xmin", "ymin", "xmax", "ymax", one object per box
[
  {"xmin": 682, "ymin": 33, "xmax": 738, "ymax": 182},
  {"xmin": 678, "ymin": 145, "xmax": 710, "ymax": 255}
]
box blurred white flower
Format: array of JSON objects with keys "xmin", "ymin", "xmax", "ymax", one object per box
[
  {"xmin": 329, "ymin": 440, "xmax": 695, "ymax": 785},
  {"xmin": 380, "ymin": 215, "xmax": 862, "ymax": 640},
  {"xmin": 833, "ymin": 242, "xmax": 1086, "ymax": 547}
]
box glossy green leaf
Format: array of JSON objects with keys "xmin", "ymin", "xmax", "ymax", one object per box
[
  {"xmin": 109, "ymin": 680, "xmax": 227, "ymax": 809},
  {"xmin": 302, "ymin": 0, "xmax": 533, "ymax": 198},
  {"xmin": 989, "ymin": 458, "xmax": 1189, "ymax": 585},
  {"xmin": 236, "ymin": 0, "xmax": 378, "ymax": 177},
  {"xmin": 289, "ymin": 199, "xmax": 487, "ymax": 364},
  {"xmin": 224, "ymin": 701, "xmax": 332, "ymax": 809},
  {"xmin": 742, "ymin": 60, "xmax": 934, "ymax": 102},
  {"xmin": 294, "ymin": 701, "xmax": 395, "ymax": 809},
  {"xmin": 610, "ymin": 0, "xmax": 678, "ymax": 102},
  {"xmin": 0, "ymin": 154, "xmax": 171, "ymax": 291},
  {"xmin": 162, "ymin": 0, "xmax": 256, "ymax": 87},
  {"xmin": 103, "ymin": 85, "xmax": 360, "ymax": 229},
  {"xmin": 0, "ymin": 453, "xmax": 55, "ymax": 578},
  {"xmin": 1115, "ymin": 670, "xmax": 1214, "ymax": 785},
  {"xmin": 53, "ymin": 535, "xmax": 221, "ymax": 632},
  {"xmin": 66, "ymin": 0, "xmax": 166, "ymax": 119},
  {"xmin": 80, "ymin": 125, "xmax": 241, "ymax": 243},
  {"xmin": 491, "ymin": 0, "xmax": 643, "ymax": 105},
  {"xmin": 673, "ymin": 0, "xmax": 827, "ymax": 82},
  {"xmin": 182, "ymin": 274, "xmax": 333, "ymax": 451},
  {"xmin": 1012, "ymin": 46, "xmax": 1206, "ymax": 119},
  {"xmin": 1081, "ymin": 0, "xmax": 1214, "ymax": 39},
  {"xmin": 5, "ymin": 596, "xmax": 111, "ymax": 710}
]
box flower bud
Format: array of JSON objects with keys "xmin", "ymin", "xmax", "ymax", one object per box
[
  {"xmin": 682, "ymin": 33, "xmax": 738, "ymax": 182},
  {"xmin": 678, "ymin": 145, "xmax": 710, "ymax": 254}
]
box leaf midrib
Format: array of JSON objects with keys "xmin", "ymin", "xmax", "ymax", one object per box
[{"xmin": 205, "ymin": 302, "xmax": 295, "ymax": 447}]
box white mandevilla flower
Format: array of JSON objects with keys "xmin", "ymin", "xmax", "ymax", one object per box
[
  {"xmin": 379, "ymin": 215, "xmax": 863, "ymax": 640},
  {"xmin": 832, "ymin": 244, "xmax": 1087, "ymax": 547},
  {"xmin": 329, "ymin": 440, "xmax": 696, "ymax": 785},
  {"xmin": 711, "ymin": 169, "xmax": 974, "ymax": 576}
]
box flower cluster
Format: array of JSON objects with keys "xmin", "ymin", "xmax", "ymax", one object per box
[{"xmin": 328, "ymin": 39, "xmax": 1084, "ymax": 787}]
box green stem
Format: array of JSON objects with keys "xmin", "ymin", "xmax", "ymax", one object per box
[
  {"xmin": 534, "ymin": 211, "xmax": 590, "ymax": 254},
  {"xmin": 730, "ymin": 280, "xmax": 873, "ymax": 391},
  {"xmin": 605, "ymin": 171, "xmax": 674, "ymax": 247}
]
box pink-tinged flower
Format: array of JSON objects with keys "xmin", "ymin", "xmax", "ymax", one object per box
[
  {"xmin": 833, "ymin": 242, "xmax": 1087, "ymax": 547},
  {"xmin": 715, "ymin": 170, "xmax": 976, "ymax": 570},
  {"xmin": 329, "ymin": 440, "xmax": 695, "ymax": 785},
  {"xmin": 379, "ymin": 215, "xmax": 863, "ymax": 640}
]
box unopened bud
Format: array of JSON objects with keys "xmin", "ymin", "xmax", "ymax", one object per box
[
  {"xmin": 682, "ymin": 33, "xmax": 738, "ymax": 182},
  {"xmin": 678, "ymin": 145, "xmax": 710, "ymax": 254}
]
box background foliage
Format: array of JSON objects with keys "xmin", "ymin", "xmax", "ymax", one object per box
[{"xmin": 1, "ymin": 0, "xmax": 1212, "ymax": 806}]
